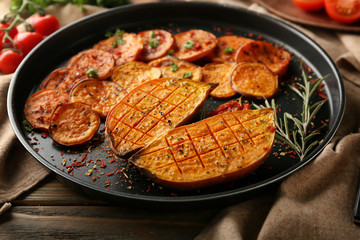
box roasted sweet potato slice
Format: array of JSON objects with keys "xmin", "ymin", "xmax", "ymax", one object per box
[
  {"xmin": 40, "ymin": 67, "xmax": 68, "ymax": 90},
  {"xmin": 172, "ymin": 29, "xmax": 217, "ymax": 62},
  {"xmin": 105, "ymin": 78, "xmax": 212, "ymax": 156},
  {"xmin": 111, "ymin": 61, "xmax": 161, "ymax": 92},
  {"xmin": 148, "ymin": 56, "xmax": 202, "ymax": 82},
  {"xmin": 66, "ymin": 49, "xmax": 115, "ymax": 80},
  {"xmin": 24, "ymin": 89, "xmax": 70, "ymax": 131},
  {"xmin": 202, "ymin": 62, "xmax": 237, "ymax": 99},
  {"xmin": 130, "ymin": 108, "xmax": 276, "ymax": 190},
  {"xmin": 208, "ymin": 35, "xmax": 254, "ymax": 63},
  {"xmin": 235, "ymin": 41, "xmax": 291, "ymax": 76},
  {"xmin": 230, "ymin": 62, "xmax": 278, "ymax": 99},
  {"xmin": 56, "ymin": 68, "xmax": 96, "ymax": 93},
  {"xmin": 93, "ymin": 32, "xmax": 143, "ymax": 65},
  {"xmin": 49, "ymin": 102, "xmax": 101, "ymax": 146},
  {"xmin": 70, "ymin": 79, "xmax": 127, "ymax": 119},
  {"xmin": 138, "ymin": 29, "xmax": 174, "ymax": 62}
]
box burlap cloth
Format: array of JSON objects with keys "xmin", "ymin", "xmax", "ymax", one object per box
[{"xmin": 1, "ymin": 0, "xmax": 359, "ymax": 238}]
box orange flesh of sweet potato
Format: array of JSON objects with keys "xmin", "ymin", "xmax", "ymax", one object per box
[
  {"xmin": 24, "ymin": 89, "xmax": 70, "ymax": 131},
  {"xmin": 138, "ymin": 29, "xmax": 174, "ymax": 62},
  {"xmin": 172, "ymin": 29, "xmax": 217, "ymax": 62},
  {"xmin": 39, "ymin": 67, "xmax": 68, "ymax": 90},
  {"xmin": 49, "ymin": 102, "xmax": 101, "ymax": 146},
  {"xmin": 148, "ymin": 56, "xmax": 202, "ymax": 82},
  {"xmin": 111, "ymin": 61, "xmax": 161, "ymax": 92},
  {"xmin": 93, "ymin": 33, "xmax": 143, "ymax": 65},
  {"xmin": 202, "ymin": 62, "xmax": 237, "ymax": 99},
  {"xmin": 66, "ymin": 49, "xmax": 115, "ymax": 80},
  {"xmin": 130, "ymin": 108, "xmax": 275, "ymax": 190},
  {"xmin": 208, "ymin": 35, "xmax": 254, "ymax": 63},
  {"xmin": 230, "ymin": 62, "xmax": 279, "ymax": 99},
  {"xmin": 105, "ymin": 78, "xmax": 212, "ymax": 157},
  {"xmin": 70, "ymin": 79, "xmax": 127, "ymax": 119},
  {"xmin": 235, "ymin": 41, "xmax": 291, "ymax": 76}
]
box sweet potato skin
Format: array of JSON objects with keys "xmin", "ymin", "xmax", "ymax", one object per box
[
  {"xmin": 130, "ymin": 108, "xmax": 275, "ymax": 190},
  {"xmin": 105, "ymin": 77, "xmax": 212, "ymax": 157}
]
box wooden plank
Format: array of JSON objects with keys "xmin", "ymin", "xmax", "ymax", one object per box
[{"xmin": 0, "ymin": 206, "xmax": 219, "ymax": 239}]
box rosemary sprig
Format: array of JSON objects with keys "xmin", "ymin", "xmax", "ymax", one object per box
[{"xmin": 254, "ymin": 68, "xmax": 328, "ymax": 161}]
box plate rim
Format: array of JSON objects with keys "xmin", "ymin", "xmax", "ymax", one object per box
[{"xmin": 7, "ymin": 1, "xmax": 346, "ymax": 205}]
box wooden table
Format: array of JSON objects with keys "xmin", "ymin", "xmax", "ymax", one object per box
[{"xmin": 1, "ymin": 174, "xmax": 223, "ymax": 239}]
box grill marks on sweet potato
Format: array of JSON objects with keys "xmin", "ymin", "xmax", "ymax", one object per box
[
  {"xmin": 70, "ymin": 79, "xmax": 127, "ymax": 119},
  {"xmin": 111, "ymin": 61, "xmax": 161, "ymax": 92},
  {"xmin": 93, "ymin": 33, "xmax": 143, "ymax": 65},
  {"xmin": 105, "ymin": 78, "xmax": 212, "ymax": 156},
  {"xmin": 24, "ymin": 89, "xmax": 70, "ymax": 131},
  {"xmin": 230, "ymin": 62, "xmax": 278, "ymax": 98},
  {"xmin": 235, "ymin": 41, "xmax": 291, "ymax": 76},
  {"xmin": 49, "ymin": 102, "xmax": 101, "ymax": 146},
  {"xmin": 130, "ymin": 108, "xmax": 275, "ymax": 190}
]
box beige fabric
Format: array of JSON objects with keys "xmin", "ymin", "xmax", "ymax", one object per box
[{"xmin": 0, "ymin": 1, "xmax": 359, "ymax": 238}]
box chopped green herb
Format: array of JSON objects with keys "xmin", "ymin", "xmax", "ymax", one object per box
[
  {"xmin": 23, "ymin": 120, "xmax": 33, "ymax": 132},
  {"xmin": 184, "ymin": 40, "xmax": 194, "ymax": 49},
  {"xmin": 105, "ymin": 28, "xmax": 125, "ymax": 38},
  {"xmin": 149, "ymin": 38, "xmax": 159, "ymax": 48},
  {"xmin": 183, "ymin": 72, "xmax": 192, "ymax": 78},
  {"xmin": 170, "ymin": 62, "xmax": 178, "ymax": 72},
  {"xmin": 112, "ymin": 36, "xmax": 126, "ymax": 47},
  {"xmin": 223, "ymin": 47, "xmax": 234, "ymax": 53},
  {"xmin": 87, "ymin": 68, "xmax": 98, "ymax": 78},
  {"xmin": 168, "ymin": 49, "xmax": 174, "ymax": 55}
]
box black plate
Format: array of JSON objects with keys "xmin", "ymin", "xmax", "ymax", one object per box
[{"xmin": 8, "ymin": 2, "xmax": 345, "ymax": 208}]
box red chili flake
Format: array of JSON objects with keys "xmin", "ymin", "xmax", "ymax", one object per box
[
  {"xmin": 100, "ymin": 159, "xmax": 106, "ymax": 168},
  {"xmin": 274, "ymin": 153, "xmax": 279, "ymax": 157},
  {"xmin": 318, "ymin": 93, "xmax": 327, "ymax": 99},
  {"xmin": 104, "ymin": 180, "xmax": 111, "ymax": 186},
  {"xmin": 217, "ymin": 27, "xmax": 221, "ymax": 32},
  {"xmin": 106, "ymin": 168, "xmax": 117, "ymax": 176},
  {"xmin": 304, "ymin": 65, "xmax": 313, "ymax": 73},
  {"xmin": 267, "ymin": 125, "xmax": 277, "ymax": 132},
  {"xmin": 34, "ymin": 148, "xmax": 39, "ymax": 152},
  {"xmin": 41, "ymin": 132, "xmax": 48, "ymax": 138},
  {"xmin": 249, "ymin": 33, "xmax": 254, "ymax": 38},
  {"xmin": 146, "ymin": 185, "xmax": 151, "ymax": 192},
  {"xmin": 108, "ymin": 158, "xmax": 117, "ymax": 164},
  {"xmin": 30, "ymin": 142, "xmax": 38, "ymax": 145},
  {"xmin": 321, "ymin": 120, "xmax": 328, "ymax": 126},
  {"xmin": 263, "ymin": 147, "xmax": 269, "ymax": 151},
  {"xmin": 170, "ymin": 193, "xmax": 178, "ymax": 197},
  {"xmin": 100, "ymin": 126, "xmax": 106, "ymax": 132},
  {"xmin": 26, "ymin": 136, "xmax": 31, "ymax": 140},
  {"xmin": 61, "ymin": 151, "xmax": 64, "ymax": 156},
  {"xmin": 128, "ymin": 180, "xmax": 133, "ymax": 184},
  {"xmin": 257, "ymin": 35, "xmax": 263, "ymax": 40},
  {"xmin": 92, "ymin": 176, "xmax": 97, "ymax": 182},
  {"xmin": 33, "ymin": 137, "xmax": 38, "ymax": 141},
  {"xmin": 87, "ymin": 159, "xmax": 93, "ymax": 163},
  {"xmin": 73, "ymin": 161, "xmax": 85, "ymax": 167},
  {"xmin": 290, "ymin": 155, "xmax": 297, "ymax": 159},
  {"xmin": 225, "ymin": 28, "xmax": 232, "ymax": 32},
  {"xmin": 176, "ymin": 27, "xmax": 181, "ymax": 32},
  {"xmin": 67, "ymin": 167, "xmax": 74, "ymax": 173},
  {"xmin": 288, "ymin": 150, "xmax": 295, "ymax": 155},
  {"xmin": 81, "ymin": 153, "xmax": 87, "ymax": 162}
]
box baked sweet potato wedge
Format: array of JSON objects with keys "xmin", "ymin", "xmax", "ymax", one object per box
[
  {"xmin": 24, "ymin": 89, "xmax": 70, "ymax": 131},
  {"xmin": 105, "ymin": 78, "xmax": 212, "ymax": 157},
  {"xmin": 235, "ymin": 41, "xmax": 291, "ymax": 76},
  {"xmin": 138, "ymin": 29, "xmax": 174, "ymax": 62},
  {"xmin": 230, "ymin": 62, "xmax": 278, "ymax": 99},
  {"xmin": 49, "ymin": 102, "xmax": 101, "ymax": 146},
  {"xmin": 130, "ymin": 108, "xmax": 275, "ymax": 190},
  {"xmin": 66, "ymin": 49, "xmax": 115, "ymax": 80},
  {"xmin": 93, "ymin": 32, "xmax": 143, "ymax": 65},
  {"xmin": 70, "ymin": 79, "xmax": 127, "ymax": 119},
  {"xmin": 111, "ymin": 61, "xmax": 161, "ymax": 92},
  {"xmin": 202, "ymin": 62, "xmax": 237, "ymax": 99},
  {"xmin": 207, "ymin": 35, "xmax": 254, "ymax": 63},
  {"xmin": 172, "ymin": 29, "xmax": 217, "ymax": 62},
  {"xmin": 148, "ymin": 56, "xmax": 202, "ymax": 82}
]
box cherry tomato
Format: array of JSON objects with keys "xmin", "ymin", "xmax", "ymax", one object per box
[
  {"xmin": 0, "ymin": 23, "xmax": 18, "ymax": 50},
  {"xmin": 0, "ymin": 49, "xmax": 23, "ymax": 74},
  {"xmin": 292, "ymin": 0, "xmax": 325, "ymax": 11},
  {"xmin": 14, "ymin": 32, "xmax": 44, "ymax": 56},
  {"xmin": 324, "ymin": 0, "xmax": 360, "ymax": 24},
  {"xmin": 28, "ymin": 14, "xmax": 60, "ymax": 36}
]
